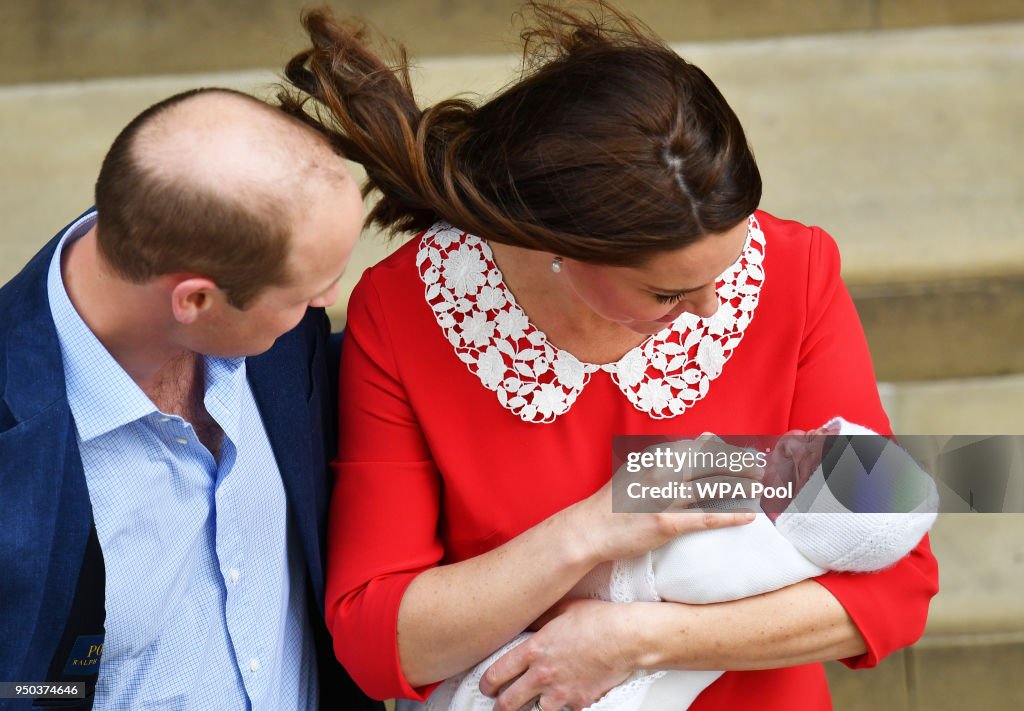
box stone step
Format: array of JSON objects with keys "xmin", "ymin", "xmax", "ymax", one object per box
[
  {"xmin": 853, "ymin": 275, "xmax": 1024, "ymax": 381},
  {"xmin": 3, "ymin": 0, "xmax": 1023, "ymax": 85},
  {"xmin": 826, "ymin": 636, "xmax": 1024, "ymax": 710}
]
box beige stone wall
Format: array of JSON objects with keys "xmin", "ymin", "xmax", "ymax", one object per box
[{"xmin": 3, "ymin": 0, "xmax": 1024, "ymax": 84}]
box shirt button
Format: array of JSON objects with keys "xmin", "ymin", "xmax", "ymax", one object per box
[
  {"xmin": 229, "ymin": 568, "xmax": 240, "ymax": 584},
  {"xmin": 159, "ymin": 416, "xmax": 170, "ymax": 423},
  {"xmin": 249, "ymin": 658, "xmax": 260, "ymax": 672},
  {"xmin": 175, "ymin": 437, "xmax": 188, "ymax": 444}
]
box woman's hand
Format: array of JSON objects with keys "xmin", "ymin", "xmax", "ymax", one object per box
[
  {"xmin": 566, "ymin": 436, "xmax": 761, "ymax": 565},
  {"xmin": 480, "ymin": 598, "xmax": 642, "ymax": 711},
  {"xmin": 481, "ymin": 580, "xmax": 869, "ymax": 711}
]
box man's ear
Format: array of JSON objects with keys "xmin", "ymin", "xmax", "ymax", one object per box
[{"xmin": 169, "ymin": 276, "xmax": 220, "ymax": 324}]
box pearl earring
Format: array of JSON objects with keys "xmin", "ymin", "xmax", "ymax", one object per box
[{"xmin": 550, "ymin": 257, "xmax": 563, "ymax": 274}]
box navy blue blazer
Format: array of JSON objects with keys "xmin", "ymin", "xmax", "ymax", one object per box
[{"xmin": 0, "ymin": 214, "xmax": 379, "ymax": 710}]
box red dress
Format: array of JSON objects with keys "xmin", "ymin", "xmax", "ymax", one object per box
[{"xmin": 327, "ymin": 211, "xmax": 939, "ymax": 706}]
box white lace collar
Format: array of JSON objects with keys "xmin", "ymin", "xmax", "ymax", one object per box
[{"xmin": 416, "ymin": 215, "xmax": 766, "ymax": 423}]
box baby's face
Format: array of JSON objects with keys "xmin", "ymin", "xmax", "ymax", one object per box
[{"xmin": 761, "ymin": 425, "xmax": 840, "ymax": 520}]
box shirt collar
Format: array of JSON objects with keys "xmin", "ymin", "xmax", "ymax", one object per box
[
  {"xmin": 203, "ymin": 355, "xmax": 247, "ymax": 445},
  {"xmin": 48, "ymin": 211, "xmax": 157, "ymax": 440}
]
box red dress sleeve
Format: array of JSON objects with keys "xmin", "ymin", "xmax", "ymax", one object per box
[
  {"xmin": 787, "ymin": 227, "xmax": 939, "ymax": 668},
  {"xmin": 326, "ymin": 268, "xmax": 443, "ymax": 700}
]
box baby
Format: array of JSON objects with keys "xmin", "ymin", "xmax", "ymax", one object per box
[{"xmin": 425, "ymin": 418, "xmax": 938, "ymax": 711}]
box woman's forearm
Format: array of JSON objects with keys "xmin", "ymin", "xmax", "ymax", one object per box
[
  {"xmin": 630, "ymin": 579, "xmax": 867, "ymax": 671},
  {"xmin": 396, "ymin": 507, "xmax": 596, "ymax": 687}
]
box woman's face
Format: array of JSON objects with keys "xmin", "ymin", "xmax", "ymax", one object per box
[{"xmin": 560, "ymin": 220, "xmax": 749, "ymax": 335}]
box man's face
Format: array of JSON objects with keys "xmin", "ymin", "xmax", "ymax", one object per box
[{"xmin": 195, "ymin": 175, "xmax": 363, "ymax": 357}]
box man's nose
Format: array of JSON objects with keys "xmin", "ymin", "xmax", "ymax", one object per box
[{"xmin": 310, "ymin": 283, "xmax": 340, "ymax": 309}]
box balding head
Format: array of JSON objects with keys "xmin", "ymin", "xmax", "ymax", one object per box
[{"xmin": 95, "ymin": 87, "xmax": 350, "ymax": 308}]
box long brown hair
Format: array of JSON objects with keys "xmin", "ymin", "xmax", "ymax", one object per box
[{"xmin": 279, "ymin": 1, "xmax": 761, "ymax": 265}]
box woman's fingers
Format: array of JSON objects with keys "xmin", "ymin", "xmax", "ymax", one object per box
[
  {"xmin": 488, "ymin": 669, "xmax": 567, "ymax": 711},
  {"xmin": 481, "ymin": 649, "xmax": 574, "ymax": 711},
  {"xmin": 656, "ymin": 509, "xmax": 756, "ymax": 533},
  {"xmin": 481, "ymin": 600, "xmax": 633, "ymax": 711},
  {"xmin": 662, "ymin": 473, "xmax": 763, "ymax": 508},
  {"xmin": 479, "ymin": 642, "xmax": 529, "ymax": 699}
]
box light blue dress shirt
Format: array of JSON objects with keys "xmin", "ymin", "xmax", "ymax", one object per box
[{"xmin": 47, "ymin": 211, "xmax": 317, "ymax": 710}]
